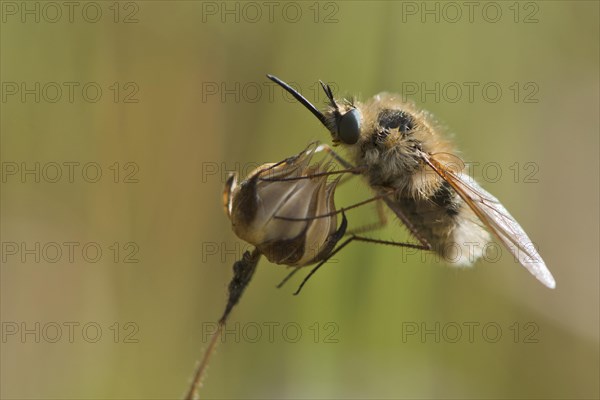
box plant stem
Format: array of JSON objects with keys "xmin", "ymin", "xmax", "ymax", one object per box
[
  {"xmin": 184, "ymin": 322, "xmax": 223, "ymax": 400},
  {"xmin": 184, "ymin": 248, "xmax": 261, "ymax": 399}
]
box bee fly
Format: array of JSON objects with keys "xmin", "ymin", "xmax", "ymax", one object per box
[{"xmin": 267, "ymin": 74, "xmax": 556, "ymax": 289}]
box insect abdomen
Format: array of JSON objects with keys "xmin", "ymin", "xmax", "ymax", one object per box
[
  {"xmin": 398, "ymin": 190, "xmax": 490, "ymax": 266},
  {"xmin": 430, "ymin": 180, "xmax": 460, "ymax": 217}
]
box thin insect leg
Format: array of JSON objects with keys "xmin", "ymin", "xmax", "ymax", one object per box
[
  {"xmin": 260, "ymin": 143, "xmax": 360, "ymax": 183},
  {"xmin": 259, "ymin": 166, "xmax": 363, "ymax": 182},
  {"xmin": 276, "ymin": 267, "xmax": 302, "ymax": 289},
  {"xmin": 382, "ymin": 196, "xmax": 432, "ymax": 249},
  {"xmin": 273, "ymin": 188, "xmax": 430, "ymax": 247},
  {"xmin": 293, "ymin": 237, "xmax": 355, "ymax": 296},
  {"xmin": 346, "ymin": 199, "xmax": 388, "ymax": 235},
  {"xmin": 350, "ymin": 235, "xmax": 429, "ymax": 250},
  {"xmin": 254, "ymin": 141, "xmax": 323, "ymax": 180},
  {"xmin": 293, "ymin": 234, "xmax": 429, "ymax": 295},
  {"xmin": 315, "ymin": 143, "xmax": 355, "ymax": 169},
  {"xmin": 255, "ymin": 156, "xmax": 291, "ymax": 174},
  {"xmin": 316, "ymin": 143, "xmax": 358, "ymax": 185},
  {"xmin": 275, "ymin": 193, "xmax": 388, "ymax": 221},
  {"xmin": 278, "ymin": 212, "xmax": 347, "ymax": 289}
]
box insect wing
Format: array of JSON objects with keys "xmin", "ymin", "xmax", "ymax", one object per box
[{"xmin": 425, "ymin": 156, "xmax": 556, "ymax": 289}]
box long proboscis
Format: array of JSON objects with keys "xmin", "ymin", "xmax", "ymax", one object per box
[{"xmin": 267, "ymin": 74, "xmax": 329, "ymax": 129}]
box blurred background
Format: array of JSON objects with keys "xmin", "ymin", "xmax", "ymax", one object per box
[{"xmin": 1, "ymin": 1, "xmax": 598, "ymax": 399}]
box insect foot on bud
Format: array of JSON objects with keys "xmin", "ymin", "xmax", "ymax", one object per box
[{"xmin": 223, "ymin": 142, "xmax": 347, "ymax": 267}]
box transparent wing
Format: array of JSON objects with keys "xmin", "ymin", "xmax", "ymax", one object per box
[{"xmin": 425, "ymin": 155, "xmax": 556, "ymax": 289}]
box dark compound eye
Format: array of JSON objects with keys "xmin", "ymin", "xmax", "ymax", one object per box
[
  {"xmin": 337, "ymin": 108, "xmax": 361, "ymax": 144},
  {"xmin": 378, "ymin": 109, "xmax": 414, "ymax": 134}
]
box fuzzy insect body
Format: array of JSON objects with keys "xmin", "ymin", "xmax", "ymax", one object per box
[
  {"xmin": 337, "ymin": 93, "xmax": 490, "ymax": 266},
  {"xmin": 268, "ymin": 75, "xmax": 555, "ymax": 289}
]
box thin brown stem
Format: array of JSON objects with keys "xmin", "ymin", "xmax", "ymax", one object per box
[
  {"xmin": 184, "ymin": 249, "xmax": 261, "ymax": 399},
  {"xmin": 184, "ymin": 323, "xmax": 223, "ymax": 400}
]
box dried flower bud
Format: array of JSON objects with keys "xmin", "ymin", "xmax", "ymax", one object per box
[{"xmin": 223, "ymin": 143, "xmax": 346, "ymax": 266}]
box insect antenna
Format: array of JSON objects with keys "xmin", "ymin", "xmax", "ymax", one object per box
[{"xmin": 319, "ymin": 80, "xmax": 338, "ymax": 110}]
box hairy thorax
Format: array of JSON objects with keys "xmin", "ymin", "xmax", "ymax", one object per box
[{"xmin": 344, "ymin": 107, "xmax": 490, "ymax": 266}]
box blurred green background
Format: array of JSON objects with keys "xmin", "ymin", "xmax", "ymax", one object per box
[{"xmin": 1, "ymin": 1, "xmax": 598, "ymax": 399}]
